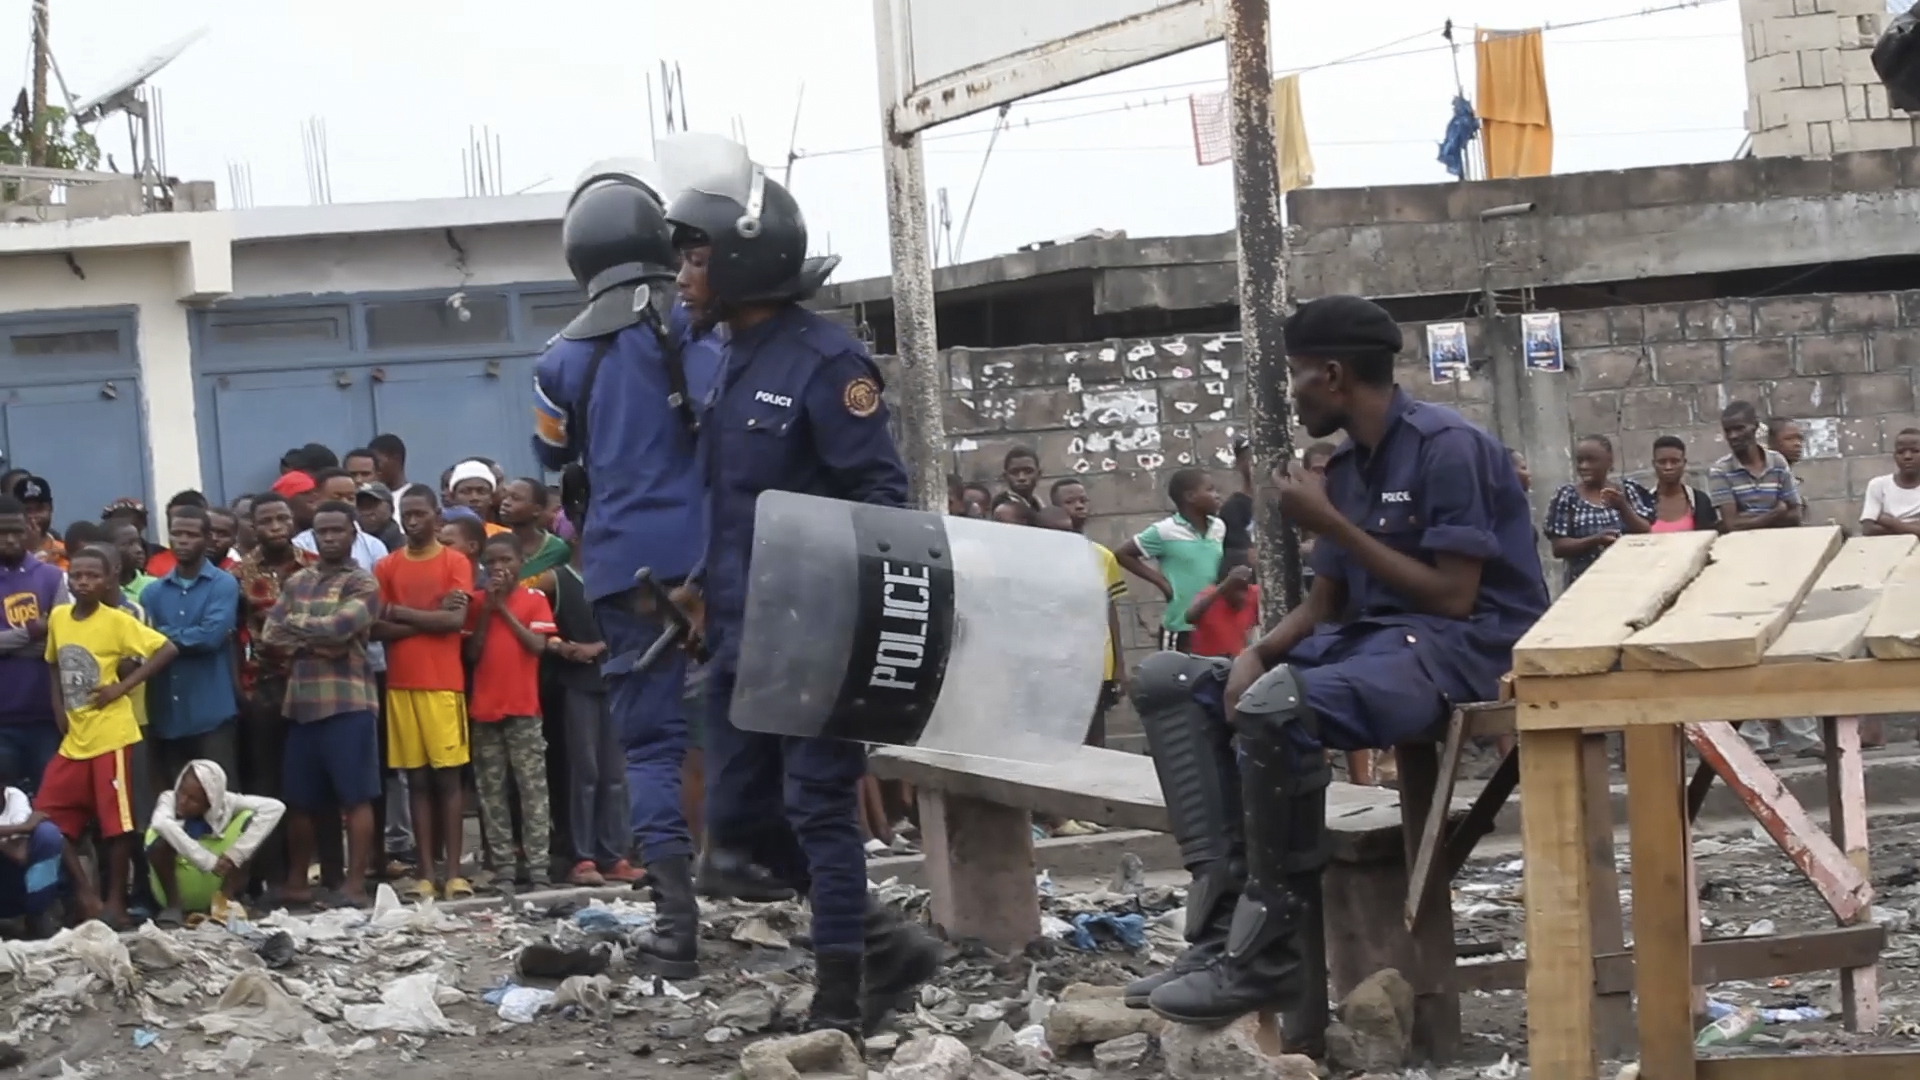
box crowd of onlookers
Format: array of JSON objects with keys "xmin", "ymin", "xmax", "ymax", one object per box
[
  {"xmin": 0, "ymin": 434, "xmax": 642, "ymax": 932},
  {"xmin": 1540, "ymin": 400, "xmax": 1920, "ymax": 757}
]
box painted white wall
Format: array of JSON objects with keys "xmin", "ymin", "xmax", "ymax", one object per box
[
  {"xmin": 0, "ymin": 197, "xmax": 571, "ymax": 508},
  {"xmin": 228, "ymin": 222, "xmax": 567, "ymax": 300}
]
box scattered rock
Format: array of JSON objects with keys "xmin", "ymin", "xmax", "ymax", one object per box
[
  {"xmin": 713, "ymin": 987, "xmax": 779, "ymax": 1033},
  {"xmin": 1092, "ymin": 1031, "xmax": 1151, "ymax": 1072},
  {"xmin": 982, "ymin": 1023, "xmax": 1052, "ymax": 1073},
  {"xmin": 968, "ymin": 1058, "xmax": 1026, "ymax": 1080},
  {"xmin": 1060, "ymin": 983, "xmax": 1127, "ymax": 1002},
  {"xmin": 1044, "ymin": 998, "xmax": 1161, "ymax": 1050},
  {"xmin": 884, "ymin": 1034, "xmax": 973, "ymax": 1080},
  {"xmin": 740, "ymin": 1028, "xmax": 868, "ymax": 1080},
  {"xmin": 1326, "ymin": 968, "xmax": 1414, "ymax": 1072},
  {"xmin": 1161, "ymin": 1014, "xmax": 1317, "ymax": 1080}
]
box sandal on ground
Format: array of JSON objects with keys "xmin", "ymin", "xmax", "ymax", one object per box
[
  {"xmin": 443, "ymin": 877, "xmax": 476, "ymax": 900},
  {"xmin": 405, "ymin": 879, "xmax": 437, "ymax": 903}
]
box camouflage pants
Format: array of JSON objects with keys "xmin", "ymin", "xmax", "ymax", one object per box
[{"xmin": 472, "ymin": 716, "xmax": 551, "ymax": 880}]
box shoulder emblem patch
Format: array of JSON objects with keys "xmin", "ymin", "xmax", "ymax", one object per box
[{"xmin": 842, "ymin": 376, "xmax": 881, "ymax": 418}]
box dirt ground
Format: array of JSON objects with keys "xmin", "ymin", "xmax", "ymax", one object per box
[{"xmin": 10, "ymin": 811, "xmax": 1920, "ymax": 1080}]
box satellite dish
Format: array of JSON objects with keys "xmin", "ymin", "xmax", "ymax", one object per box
[{"xmin": 73, "ymin": 27, "xmax": 207, "ymax": 124}]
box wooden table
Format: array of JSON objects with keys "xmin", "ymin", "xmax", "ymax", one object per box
[{"xmin": 1511, "ymin": 527, "xmax": 1920, "ymax": 1079}]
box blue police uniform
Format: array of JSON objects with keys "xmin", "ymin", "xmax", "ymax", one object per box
[
  {"xmin": 532, "ymin": 310, "xmax": 720, "ymax": 867},
  {"xmin": 698, "ymin": 304, "xmax": 908, "ymax": 952},
  {"xmin": 1195, "ymin": 388, "xmax": 1547, "ymax": 749}
]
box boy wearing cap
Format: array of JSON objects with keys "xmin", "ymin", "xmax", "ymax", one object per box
[
  {"xmin": 9, "ymin": 477, "xmax": 62, "ymax": 570},
  {"xmin": 270, "ymin": 472, "xmax": 319, "ymax": 532},
  {"xmin": 355, "ymin": 484, "xmax": 403, "ymax": 553}
]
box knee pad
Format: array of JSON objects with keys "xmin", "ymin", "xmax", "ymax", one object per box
[
  {"xmin": 1131, "ymin": 651, "xmax": 1230, "ymax": 717},
  {"xmin": 1133, "ymin": 652, "xmax": 1239, "ymax": 873}
]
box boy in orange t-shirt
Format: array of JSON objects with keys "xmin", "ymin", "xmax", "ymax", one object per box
[
  {"xmin": 372, "ymin": 489, "xmax": 475, "ymax": 900},
  {"xmin": 466, "ymin": 535, "xmax": 557, "ymax": 887}
]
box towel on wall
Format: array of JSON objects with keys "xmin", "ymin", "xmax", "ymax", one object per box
[{"xmin": 1475, "ymin": 28, "xmax": 1552, "ymax": 179}]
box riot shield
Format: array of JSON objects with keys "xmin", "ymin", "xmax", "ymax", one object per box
[{"xmin": 729, "ymin": 491, "xmax": 1110, "ymax": 762}]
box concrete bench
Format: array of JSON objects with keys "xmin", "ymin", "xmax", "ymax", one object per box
[{"xmin": 869, "ymin": 740, "xmax": 1478, "ymax": 1058}]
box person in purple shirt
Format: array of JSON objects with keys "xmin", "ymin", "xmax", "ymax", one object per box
[{"xmin": 0, "ymin": 495, "xmax": 69, "ymax": 793}]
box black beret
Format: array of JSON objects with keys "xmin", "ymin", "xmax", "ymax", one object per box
[{"xmin": 1284, "ymin": 294, "xmax": 1403, "ymax": 356}]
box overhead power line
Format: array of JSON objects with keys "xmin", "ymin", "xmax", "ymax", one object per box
[{"xmin": 796, "ymin": 0, "xmax": 1736, "ymax": 163}]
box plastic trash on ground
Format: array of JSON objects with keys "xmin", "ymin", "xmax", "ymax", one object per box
[
  {"xmin": 342, "ymin": 972, "xmax": 475, "ymax": 1036},
  {"xmin": 1696, "ymin": 1005, "xmax": 1762, "ymax": 1048},
  {"xmin": 194, "ymin": 969, "xmax": 319, "ymax": 1042},
  {"xmin": 1066, "ymin": 912, "xmax": 1146, "ymax": 951},
  {"xmin": 496, "ymin": 985, "xmax": 556, "ymax": 1023}
]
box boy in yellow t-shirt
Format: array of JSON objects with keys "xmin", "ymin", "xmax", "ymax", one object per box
[
  {"xmin": 41, "ymin": 546, "xmax": 176, "ymax": 927},
  {"xmin": 1037, "ymin": 507, "xmax": 1129, "ymax": 746}
]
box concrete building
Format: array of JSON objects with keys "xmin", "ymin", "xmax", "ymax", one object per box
[
  {"xmin": 1743, "ymin": 0, "xmax": 1916, "ymax": 157},
  {"xmin": 815, "ymin": 148, "xmax": 1920, "ymax": 744},
  {"xmin": 0, "ymin": 195, "xmax": 570, "ymax": 524}
]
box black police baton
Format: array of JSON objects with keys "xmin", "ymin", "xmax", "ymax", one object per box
[{"xmin": 631, "ymin": 568, "xmax": 702, "ymax": 672}]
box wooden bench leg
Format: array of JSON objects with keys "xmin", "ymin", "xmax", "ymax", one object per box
[
  {"xmin": 916, "ymin": 789, "xmax": 1040, "ymax": 953},
  {"xmin": 1396, "ymin": 742, "xmax": 1462, "ymax": 1063},
  {"xmin": 1580, "ymin": 733, "xmax": 1635, "ymax": 1061},
  {"xmin": 1825, "ymin": 716, "xmax": 1880, "ymax": 1034}
]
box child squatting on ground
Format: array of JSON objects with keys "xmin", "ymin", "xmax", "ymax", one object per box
[{"xmin": 146, "ymin": 760, "xmax": 284, "ymax": 923}]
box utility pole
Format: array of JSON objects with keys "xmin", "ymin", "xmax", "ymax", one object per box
[
  {"xmin": 1226, "ymin": 0, "xmax": 1300, "ymax": 617},
  {"xmin": 28, "ymin": 0, "xmax": 50, "ymax": 166}
]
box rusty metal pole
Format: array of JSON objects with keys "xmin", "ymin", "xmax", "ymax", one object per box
[
  {"xmin": 28, "ymin": 0, "xmax": 50, "ymax": 168},
  {"xmin": 872, "ymin": 0, "xmax": 948, "ymax": 512},
  {"xmin": 1225, "ymin": 0, "xmax": 1323, "ymax": 1056},
  {"xmin": 1225, "ymin": 0, "xmax": 1300, "ymax": 619}
]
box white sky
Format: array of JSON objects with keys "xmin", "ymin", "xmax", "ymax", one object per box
[{"xmin": 26, "ymin": 0, "xmax": 1746, "ymax": 281}]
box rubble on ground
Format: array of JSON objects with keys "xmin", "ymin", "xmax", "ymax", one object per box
[{"xmin": 0, "ymin": 816, "xmax": 1911, "ymax": 1079}]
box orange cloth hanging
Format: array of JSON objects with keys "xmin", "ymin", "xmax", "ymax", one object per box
[{"xmin": 1474, "ymin": 28, "xmax": 1552, "ymax": 179}]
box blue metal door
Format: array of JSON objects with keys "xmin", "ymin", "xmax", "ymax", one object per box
[
  {"xmin": 206, "ymin": 368, "xmax": 375, "ymax": 502},
  {"xmin": 1, "ymin": 379, "xmax": 146, "ymax": 534},
  {"xmin": 369, "ymin": 356, "xmax": 539, "ymax": 485}
]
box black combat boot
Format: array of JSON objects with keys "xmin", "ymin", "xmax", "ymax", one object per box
[
  {"xmin": 1148, "ymin": 663, "xmax": 1326, "ymax": 1027},
  {"xmin": 696, "ymin": 847, "xmax": 797, "ymax": 903},
  {"xmin": 629, "ymin": 855, "xmax": 700, "ymax": 979},
  {"xmin": 860, "ymin": 905, "xmax": 942, "ymax": 1034},
  {"xmin": 1124, "ymin": 857, "xmax": 1242, "ymax": 1007},
  {"xmin": 1125, "ymin": 652, "xmax": 1245, "ymax": 1009},
  {"xmin": 806, "ymin": 948, "xmax": 866, "ymax": 1046}
]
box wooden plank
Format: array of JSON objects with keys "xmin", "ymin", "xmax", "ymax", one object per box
[
  {"xmin": 1622, "ymin": 526, "xmax": 1844, "ymax": 671},
  {"xmin": 1863, "ymin": 546, "xmax": 1920, "ymax": 660},
  {"xmin": 1823, "ymin": 716, "xmax": 1880, "ymax": 1034},
  {"xmin": 1580, "ymin": 734, "xmax": 1633, "ymax": 1062},
  {"xmin": 1686, "ymin": 722, "xmax": 1874, "ymax": 923},
  {"xmin": 1626, "ymin": 726, "xmax": 1697, "ymax": 1080},
  {"xmin": 1403, "ymin": 711, "xmax": 1469, "ymax": 929},
  {"xmin": 1519, "ymin": 728, "xmax": 1597, "ymax": 1080},
  {"xmin": 1512, "ymin": 532, "xmax": 1716, "ymax": 676},
  {"xmin": 1766, "ymin": 535, "xmax": 1919, "ymax": 663},
  {"xmin": 1444, "ymin": 749, "xmax": 1517, "ymax": 879},
  {"xmin": 1696, "ymin": 1052, "xmax": 1920, "ymax": 1080},
  {"xmin": 1514, "ymin": 658, "xmax": 1920, "ymax": 731},
  {"xmin": 1451, "ymin": 925, "xmax": 1887, "ymax": 994},
  {"xmin": 1393, "ymin": 743, "xmax": 1461, "ymax": 1062}
]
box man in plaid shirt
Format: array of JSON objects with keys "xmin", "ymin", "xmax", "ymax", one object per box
[{"xmin": 261, "ymin": 500, "xmax": 382, "ymax": 908}]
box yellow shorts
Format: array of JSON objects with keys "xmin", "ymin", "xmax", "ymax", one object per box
[{"xmin": 386, "ymin": 690, "xmax": 470, "ymax": 770}]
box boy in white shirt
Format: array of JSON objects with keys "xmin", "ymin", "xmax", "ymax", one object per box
[
  {"xmin": 146, "ymin": 760, "xmax": 285, "ymax": 923},
  {"xmin": 0, "ymin": 785, "xmax": 64, "ymax": 936},
  {"xmin": 1862, "ymin": 428, "xmax": 1920, "ymax": 537}
]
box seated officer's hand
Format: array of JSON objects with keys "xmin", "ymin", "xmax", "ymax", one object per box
[
  {"xmin": 668, "ymin": 583, "xmax": 706, "ymax": 655},
  {"xmin": 1223, "ymin": 646, "xmax": 1268, "ymax": 725}
]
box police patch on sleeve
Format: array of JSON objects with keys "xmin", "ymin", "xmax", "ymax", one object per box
[{"xmin": 842, "ymin": 376, "xmax": 881, "ymax": 418}]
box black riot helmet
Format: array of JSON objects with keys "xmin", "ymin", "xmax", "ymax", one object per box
[
  {"xmin": 562, "ymin": 173, "xmax": 677, "ymax": 301},
  {"xmin": 667, "ymin": 164, "xmax": 829, "ymax": 306}
]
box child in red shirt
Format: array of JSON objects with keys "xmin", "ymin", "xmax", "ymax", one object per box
[
  {"xmin": 465, "ymin": 534, "xmax": 557, "ymax": 887},
  {"xmin": 1184, "ymin": 553, "xmax": 1261, "ymax": 659}
]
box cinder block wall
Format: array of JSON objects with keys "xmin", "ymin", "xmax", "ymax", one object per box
[
  {"xmin": 883, "ymin": 287, "xmax": 1918, "ymax": 741},
  {"xmin": 1396, "ymin": 292, "xmax": 1918, "ymax": 529},
  {"xmin": 1744, "ymin": 0, "xmax": 1919, "ymax": 156}
]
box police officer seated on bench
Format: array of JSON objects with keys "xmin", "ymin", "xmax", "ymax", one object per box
[{"xmin": 1128, "ymin": 294, "xmax": 1548, "ymax": 1025}]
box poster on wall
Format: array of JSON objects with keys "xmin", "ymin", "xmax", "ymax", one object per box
[
  {"xmin": 1522, "ymin": 311, "xmax": 1565, "ymax": 373},
  {"xmin": 1426, "ymin": 322, "xmax": 1469, "ymax": 384}
]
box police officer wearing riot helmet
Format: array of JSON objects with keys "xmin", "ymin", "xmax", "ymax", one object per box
[
  {"xmin": 531, "ymin": 163, "xmax": 718, "ymax": 977},
  {"xmin": 664, "ymin": 146, "xmax": 940, "ymax": 1040},
  {"xmin": 1127, "ymin": 295, "xmax": 1547, "ymax": 1025}
]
